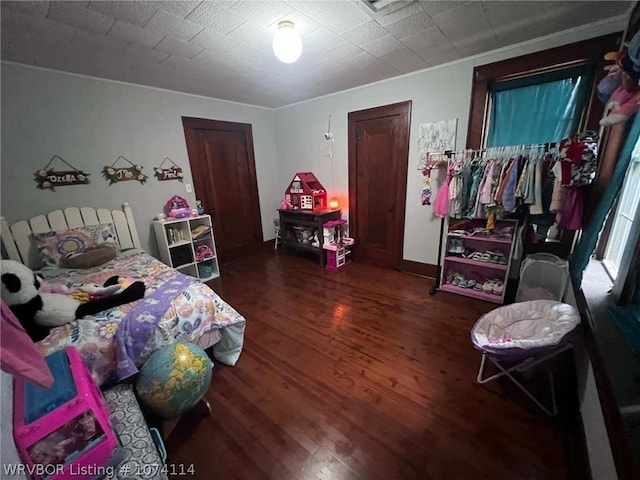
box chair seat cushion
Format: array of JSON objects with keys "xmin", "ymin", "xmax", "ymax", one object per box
[{"xmin": 471, "ymin": 300, "xmax": 579, "ymax": 355}]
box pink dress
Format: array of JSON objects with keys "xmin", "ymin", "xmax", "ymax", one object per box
[{"xmin": 433, "ymin": 164, "xmax": 452, "ymax": 218}]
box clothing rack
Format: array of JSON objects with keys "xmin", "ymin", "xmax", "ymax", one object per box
[
  {"xmin": 420, "ymin": 142, "xmax": 556, "ymax": 169},
  {"xmin": 429, "ymin": 150, "xmax": 454, "ymax": 295},
  {"xmin": 427, "ymin": 141, "xmax": 556, "ymax": 296}
]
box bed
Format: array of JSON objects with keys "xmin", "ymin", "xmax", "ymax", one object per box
[{"xmin": 0, "ymin": 203, "xmax": 245, "ymax": 387}]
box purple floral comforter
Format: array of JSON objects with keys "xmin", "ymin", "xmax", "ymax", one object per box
[{"xmin": 37, "ymin": 251, "xmax": 245, "ymax": 385}]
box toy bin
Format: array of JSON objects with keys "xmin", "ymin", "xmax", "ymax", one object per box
[
  {"xmin": 515, "ymin": 253, "xmax": 570, "ymax": 302},
  {"xmin": 13, "ymin": 347, "xmax": 117, "ymax": 480}
]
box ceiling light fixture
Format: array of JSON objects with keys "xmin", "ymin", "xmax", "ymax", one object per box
[{"xmin": 273, "ymin": 20, "xmax": 302, "ymax": 64}]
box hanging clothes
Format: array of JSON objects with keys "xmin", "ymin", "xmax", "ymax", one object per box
[
  {"xmin": 433, "ymin": 163, "xmax": 452, "ymax": 218},
  {"xmin": 427, "ymin": 136, "xmax": 598, "ymax": 229},
  {"xmin": 550, "ymin": 161, "xmax": 567, "ymax": 214},
  {"xmin": 530, "ymin": 154, "xmax": 557, "ymax": 226},
  {"xmin": 502, "ymin": 156, "xmax": 520, "ymax": 212},
  {"xmin": 530, "ymin": 157, "xmax": 544, "ymax": 215},
  {"xmin": 557, "ymin": 188, "xmax": 584, "ymax": 230},
  {"xmin": 557, "ymin": 132, "xmax": 599, "ymax": 187},
  {"xmin": 448, "ymin": 159, "xmax": 464, "ymax": 218}
]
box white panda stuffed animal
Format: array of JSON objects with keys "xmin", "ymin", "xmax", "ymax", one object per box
[{"xmin": 1, "ymin": 259, "xmax": 145, "ymax": 342}]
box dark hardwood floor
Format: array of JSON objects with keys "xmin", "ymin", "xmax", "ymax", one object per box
[{"xmin": 165, "ymin": 252, "xmax": 571, "ymax": 480}]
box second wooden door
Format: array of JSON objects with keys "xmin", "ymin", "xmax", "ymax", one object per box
[
  {"xmin": 348, "ymin": 101, "xmax": 411, "ymax": 269},
  {"xmin": 183, "ymin": 117, "xmax": 263, "ymax": 265}
]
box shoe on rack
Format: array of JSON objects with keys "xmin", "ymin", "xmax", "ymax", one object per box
[
  {"xmin": 449, "ymin": 239, "xmax": 465, "ymax": 255},
  {"xmin": 469, "ymin": 252, "xmax": 484, "ymax": 262},
  {"xmin": 462, "ymin": 248, "xmax": 476, "ymax": 258},
  {"xmin": 487, "ymin": 250, "xmax": 501, "ymax": 263},
  {"xmin": 479, "ymin": 252, "xmax": 492, "ymax": 262},
  {"xmin": 448, "ymin": 238, "xmax": 460, "ymax": 254}
]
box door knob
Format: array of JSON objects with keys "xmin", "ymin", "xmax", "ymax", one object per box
[{"xmin": 387, "ymin": 205, "xmax": 393, "ymax": 212}]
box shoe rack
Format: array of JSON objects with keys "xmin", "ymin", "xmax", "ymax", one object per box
[{"xmin": 440, "ymin": 218, "xmax": 518, "ymax": 304}]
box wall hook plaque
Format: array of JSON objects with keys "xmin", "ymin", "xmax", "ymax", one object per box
[
  {"xmin": 35, "ymin": 155, "xmax": 90, "ymax": 191},
  {"xmin": 154, "ymin": 157, "xmax": 184, "ymax": 182},
  {"xmin": 102, "ymin": 156, "xmax": 147, "ymax": 185}
]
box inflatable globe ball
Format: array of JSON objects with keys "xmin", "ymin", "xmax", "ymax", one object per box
[{"xmin": 135, "ymin": 342, "xmax": 213, "ymax": 418}]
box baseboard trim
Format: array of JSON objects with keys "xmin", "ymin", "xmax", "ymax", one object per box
[
  {"xmin": 400, "ymin": 260, "xmax": 437, "ymax": 279},
  {"xmin": 263, "ymin": 239, "xmax": 276, "ymax": 252}
]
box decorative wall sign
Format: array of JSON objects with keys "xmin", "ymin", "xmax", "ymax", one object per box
[
  {"xmin": 102, "ymin": 156, "xmax": 148, "ymax": 185},
  {"xmin": 417, "ymin": 119, "xmax": 457, "ymax": 169},
  {"xmin": 35, "ymin": 155, "xmax": 90, "ymax": 191},
  {"xmin": 154, "ymin": 157, "xmax": 184, "ymax": 182},
  {"xmin": 417, "ymin": 120, "xmax": 456, "ymax": 207}
]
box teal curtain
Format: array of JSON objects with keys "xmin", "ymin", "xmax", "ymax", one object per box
[
  {"xmin": 569, "ymin": 113, "xmax": 640, "ymax": 287},
  {"xmin": 487, "ymin": 68, "xmax": 590, "ymax": 147}
]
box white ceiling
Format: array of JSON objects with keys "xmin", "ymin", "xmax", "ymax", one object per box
[{"xmin": 1, "ymin": 1, "xmax": 632, "ymax": 108}]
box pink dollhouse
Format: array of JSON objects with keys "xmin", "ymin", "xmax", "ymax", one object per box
[{"xmin": 284, "ymin": 172, "xmax": 327, "ymax": 211}]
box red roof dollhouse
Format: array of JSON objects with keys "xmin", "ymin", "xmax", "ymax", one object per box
[{"xmin": 284, "ymin": 172, "xmax": 327, "ymax": 211}]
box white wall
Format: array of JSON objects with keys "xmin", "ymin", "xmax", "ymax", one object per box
[
  {"xmin": 274, "ymin": 18, "xmax": 626, "ymax": 267},
  {"xmin": 0, "ymin": 64, "xmax": 280, "ymax": 255}
]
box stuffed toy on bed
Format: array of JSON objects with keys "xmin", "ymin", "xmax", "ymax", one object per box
[{"xmin": 0, "ymin": 259, "xmax": 146, "ymax": 342}]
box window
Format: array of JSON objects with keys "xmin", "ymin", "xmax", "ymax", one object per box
[
  {"xmin": 486, "ymin": 66, "xmax": 592, "ymax": 147},
  {"xmin": 603, "ymin": 136, "xmax": 640, "ymax": 280},
  {"xmin": 467, "ymin": 33, "xmax": 621, "ymax": 149}
]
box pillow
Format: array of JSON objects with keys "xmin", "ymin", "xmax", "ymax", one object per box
[
  {"xmin": 59, "ymin": 244, "xmax": 118, "ymax": 269},
  {"xmin": 31, "ymin": 223, "xmax": 119, "ymax": 267}
]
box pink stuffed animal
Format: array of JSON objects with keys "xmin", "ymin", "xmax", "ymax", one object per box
[
  {"xmin": 600, "ymin": 82, "xmax": 640, "ymax": 126},
  {"xmin": 600, "ymin": 33, "xmax": 640, "ymax": 126},
  {"xmin": 280, "ymin": 198, "xmax": 292, "ymax": 209}
]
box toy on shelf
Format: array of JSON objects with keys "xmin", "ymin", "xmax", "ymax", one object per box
[
  {"xmin": 292, "ymin": 226, "xmax": 317, "ymax": 245},
  {"xmin": 284, "ymin": 172, "xmax": 327, "ymax": 211},
  {"xmin": 166, "ymin": 195, "xmax": 190, "ymax": 219},
  {"xmin": 195, "ymin": 244, "xmax": 214, "ymax": 261},
  {"xmin": 280, "ymin": 198, "xmax": 293, "ymax": 210},
  {"xmin": 323, "ymin": 219, "xmax": 354, "ymax": 272}
]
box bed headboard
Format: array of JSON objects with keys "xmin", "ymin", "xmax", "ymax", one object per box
[{"xmin": 0, "ymin": 203, "xmax": 141, "ymax": 267}]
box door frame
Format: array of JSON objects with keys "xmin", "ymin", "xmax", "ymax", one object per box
[
  {"xmin": 348, "ymin": 101, "xmax": 411, "ymax": 270},
  {"xmin": 182, "ymin": 116, "xmax": 263, "ymax": 262}
]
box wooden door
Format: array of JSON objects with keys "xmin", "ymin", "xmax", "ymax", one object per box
[
  {"xmin": 348, "ymin": 101, "xmax": 411, "ymax": 269},
  {"xmin": 182, "ymin": 117, "xmax": 263, "ymax": 265}
]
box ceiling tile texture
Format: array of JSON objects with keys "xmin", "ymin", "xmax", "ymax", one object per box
[{"xmin": 0, "ymin": 0, "xmax": 632, "ymax": 107}]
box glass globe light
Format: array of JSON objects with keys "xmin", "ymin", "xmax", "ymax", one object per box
[{"xmin": 273, "ymin": 21, "xmax": 302, "ymax": 64}]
